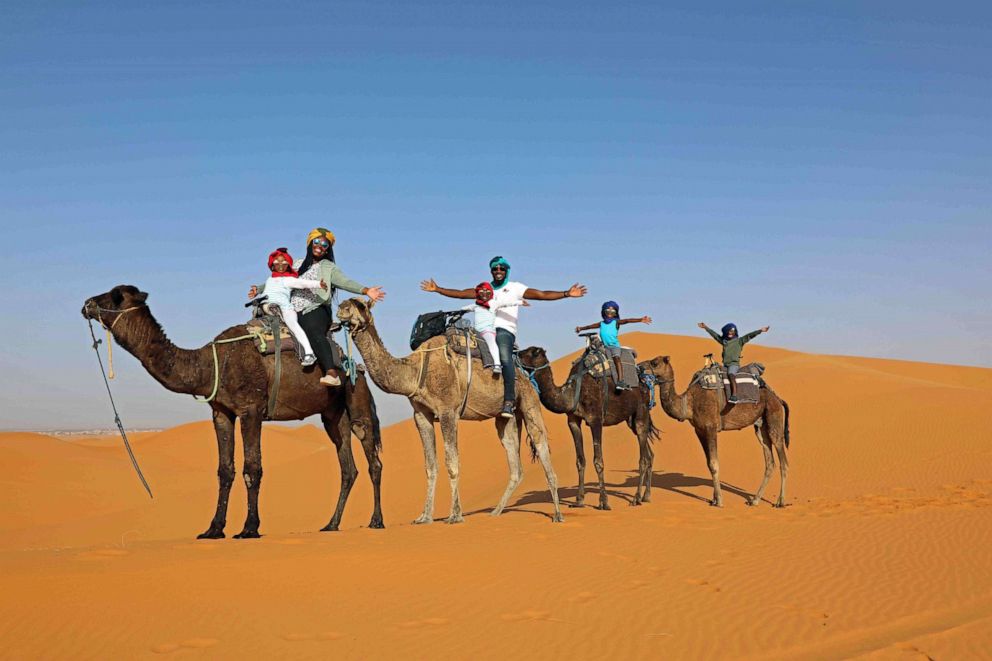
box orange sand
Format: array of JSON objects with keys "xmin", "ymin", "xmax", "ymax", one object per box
[{"xmin": 1, "ymin": 333, "xmax": 990, "ymax": 659}]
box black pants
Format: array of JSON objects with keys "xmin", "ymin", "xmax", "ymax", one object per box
[
  {"xmin": 299, "ymin": 306, "xmax": 339, "ymax": 372},
  {"xmin": 496, "ymin": 328, "xmax": 516, "ymax": 403}
]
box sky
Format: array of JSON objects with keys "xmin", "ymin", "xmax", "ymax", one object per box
[{"xmin": 1, "ymin": 1, "xmax": 990, "ymax": 430}]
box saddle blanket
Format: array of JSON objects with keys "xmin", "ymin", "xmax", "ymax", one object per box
[
  {"xmin": 581, "ymin": 347, "xmax": 639, "ymax": 387},
  {"xmin": 444, "ymin": 327, "xmax": 496, "ymax": 369},
  {"xmin": 693, "ymin": 363, "xmax": 763, "ymax": 404}
]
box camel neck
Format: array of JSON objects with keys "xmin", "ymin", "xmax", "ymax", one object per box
[
  {"xmin": 656, "ymin": 377, "xmax": 688, "ymax": 422},
  {"xmin": 110, "ymin": 307, "xmax": 213, "ymax": 397},
  {"xmin": 531, "ymin": 363, "xmax": 575, "ymax": 414},
  {"xmin": 349, "ymin": 322, "xmax": 420, "ymax": 395}
]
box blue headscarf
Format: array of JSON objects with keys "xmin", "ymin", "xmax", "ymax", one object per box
[
  {"xmin": 601, "ymin": 300, "xmax": 620, "ymax": 322},
  {"xmin": 721, "ymin": 323, "xmax": 738, "ymax": 340},
  {"xmin": 489, "ymin": 256, "xmax": 511, "ymax": 290}
]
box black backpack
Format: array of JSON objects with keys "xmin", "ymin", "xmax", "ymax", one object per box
[{"xmin": 410, "ymin": 311, "xmax": 456, "ymax": 350}]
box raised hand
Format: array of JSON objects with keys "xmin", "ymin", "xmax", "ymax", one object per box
[
  {"xmin": 761, "ymin": 326, "xmax": 770, "ymax": 333},
  {"xmin": 420, "ymin": 279, "xmax": 439, "ymax": 293},
  {"xmin": 319, "ymin": 280, "xmax": 328, "ymax": 291},
  {"xmin": 365, "ymin": 286, "xmax": 386, "ymax": 302},
  {"xmin": 697, "ymin": 322, "xmax": 707, "ymax": 329},
  {"xmin": 248, "ymin": 285, "xmax": 259, "ymax": 299},
  {"xmin": 567, "ymin": 283, "xmax": 587, "ymax": 298},
  {"xmin": 642, "ymin": 316, "xmax": 652, "ymax": 324}
]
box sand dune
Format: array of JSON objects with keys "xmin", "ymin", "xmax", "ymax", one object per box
[{"xmin": 1, "ymin": 333, "xmax": 990, "ymax": 659}]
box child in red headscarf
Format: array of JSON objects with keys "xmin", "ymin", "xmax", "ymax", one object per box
[
  {"xmin": 460, "ymin": 282, "xmax": 519, "ymax": 374},
  {"xmin": 263, "ymin": 248, "xmax": 327, "ymax": 368}
]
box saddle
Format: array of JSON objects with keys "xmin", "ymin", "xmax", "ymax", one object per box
[
  {"xmin": 444, "ymin": 326, "xmax": 496, "ymax": 369},
  {"xmin": 691, "ymin": 362, "xmax": 765, "ymax": 404},
  {"xmin": 574, "ymin": 339, "xmax": 639, "ymax": 386},
  {"xmin": 246, "ymin": 316, "xmax": 298, "ymax": 356}
]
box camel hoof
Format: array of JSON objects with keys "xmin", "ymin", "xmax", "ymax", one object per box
[
  {"xmin": 568, "ymin": 501, "xmax": 584, "ymax": 508},
  {"xmin": 444, "ymin": 515, "xmax": 464, "ymax": 525},
  {"xmin": 320, "ymin": 523, "xmax": 340, "ymax": 532},
  {"xmin": 489, "ymin": 508, "xmax": 504, "ymax": 517},
  {"xmin": 412, "ymin": 516, "xmax": 433, "ymax": 525},
  {"xmin": 595, "ymin": 502, "xmax": 612, "ymax": 511},
  {"xmin": 709, "ymin": 500, "xmax": 723, "ymax": 508},
  {"xmin": 631, "ymin": 499, "xmax": 642, "ymax": 507},
  {"xmin": 747, "ymin": 497, "xmax": 760, "ymax": 507},
  {"xmin": 773, "ymin": 501, "xmax": 786, "ymax": 509},
  {"xmin": 368, "ymin": 518, "xmax": 385, "ymax": 529},
  {"xmin": 196, "ymin": 528, "xmax": 225, "ymax": 540},
  {"xmin": 233, "ymin": 530, "xmax": 261, "ymax": 539},
  {"xmin": 552, "ymin": 512, "xmax": 564, "ymax": 523}
]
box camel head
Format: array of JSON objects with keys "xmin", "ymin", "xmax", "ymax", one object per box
[
  {"xmin": 82, "ymin": 285, "xmax": 149, "ymax": 329},
  {"xmin": 638, "ymin": 355, "xmax": 674, "ymax": 382},
  {"xmin": 337, "ymin": 297, "xmax": 375, "ymax": 332},
  {"xmin": 516, "ymin": 346, "xmax": 550, "ymax": 370}
]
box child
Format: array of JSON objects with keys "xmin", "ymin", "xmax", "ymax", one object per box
[
  {"xmin": 575, "ymin": 301, "xmax": 652, "ymax": 390},
  {"xmin": 698, "ymin": 322, "xmax": 770, "ymax": 403},
  {"xmin": 262, "ymin": 248, "xmax": 327, "ymax": 370},
  {"xmin": 461, "ymin": 282, "xmax": 517, "ymax": 374}
]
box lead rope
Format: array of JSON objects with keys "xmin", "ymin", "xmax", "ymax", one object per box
[{"xmin": 86, "ymin": 319, "xmax": 154, "ymax": 498}]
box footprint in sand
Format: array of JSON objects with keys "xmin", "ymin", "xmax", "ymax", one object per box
[
  {"xmin": 500, "ymin": 609, "xmax": 564, "ymax": 623},
  {"xmin": 282, "ymin": 632, "xmax": 342, "ymax": 642},
  {"xmin": 686, "ymin": 578, "xmax": 722, "ymax": 594},
  {"xmin": 398, "ymin": 618, "xmax": 450, "ymax": 629},
  {"xmin": 152, "ymin": 638, "xmax": 219, "ymax": 654}
]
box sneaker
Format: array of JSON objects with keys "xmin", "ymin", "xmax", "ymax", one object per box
[
  {"xmin": 498, "ymin": 401, "xmax": 514, "ymax": 418},
  {"xmin": 320, "ymin": 372, "xmax": 341, "ymax": 387},
  {"xmin": 492, "ymin": 365, "xmax": 502, "ymax": 375},
  {"xmin": 727, "ymin": 395, "xmax": 739, "ymax": 404},
  {"xmin": 615, "ymin": 381, "xmax": 631, "ymax": 391},
  {"xmin": 301, "ymin": 354, "xmax": 317, "ymax": 367}
]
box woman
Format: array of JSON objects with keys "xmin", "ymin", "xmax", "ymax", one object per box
[{"xmin": 250, "ymin": 227, "xmax": 386, "ymax": 385}]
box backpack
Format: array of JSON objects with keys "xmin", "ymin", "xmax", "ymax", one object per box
[{"xmin": 410, "ymin": 311, "xmax": 455, "ymax": 350}]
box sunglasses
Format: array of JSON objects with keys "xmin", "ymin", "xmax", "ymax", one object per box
[
  {"xmin": 490, "ymin": 265, "xmax": 507, "ymax": 272},
  {"xmin": 312, "ymin": 238, "xmax": 330, "ymax": 248}
]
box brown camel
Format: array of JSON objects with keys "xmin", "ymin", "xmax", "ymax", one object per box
[
  {"xmin": 517, "ymin": 346, "xmax": 659, "ymax": 510},
  {"xmin": 82, "ymin": 284, "xmax": 384, "ymax": 539},
  {"xmin": 336, "ymin": 298, "xmax": 563, "ymax": 524},
  {"xmin": 639, "ymin": 356, "xmax": 791, "ymax": 507}
]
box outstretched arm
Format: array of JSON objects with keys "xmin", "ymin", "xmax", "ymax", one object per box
[
  {"xmin": 523, "ymin": 283, "xmax": 587, "ymax": 301},
  {"xmin": 618, "ymin": 316, "xmax": 652, "ymax": 326},
  {"xmin": 420, "ymin": 278, "xmax": 475, "ymax": 300},
  {"xmin": 286, "ymin": 278, "xmax": 328, "ymax": 291},
  {"xmin": 741, "ymin": 327, "xmax": 769, "ymax": 344},
  {"xmin": 574, "ymin": 322, "xmax": 599, "ymax": 333},
  {"xmin": 698, "ymin": 322, "xmax": 723, "ymax": 343}
]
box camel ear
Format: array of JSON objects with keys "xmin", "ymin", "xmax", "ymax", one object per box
[
  {"xmin": 111, "ymin": 287, "xmax": 124, "ymax": 306},
  {"xmin": 135, "ymin": 291, "xmax": 148, "ymax": 303},
  {"xmin": 662, "ymin": 356, "xmax": 670, "ymax": 364}
]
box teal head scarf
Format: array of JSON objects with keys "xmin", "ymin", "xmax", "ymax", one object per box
[{"xmin": 489, "ymin": 256, "xmax": 511, "ymax": 289}]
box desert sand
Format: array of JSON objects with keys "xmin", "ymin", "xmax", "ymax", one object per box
[{"xmin": 1, "ymin": 333, "xmax": 990, "ymax": 659}]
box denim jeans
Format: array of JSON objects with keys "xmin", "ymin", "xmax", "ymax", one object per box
[{"xmin": 495, "ymin": 328, "xmax": 516, "ymax": 403}]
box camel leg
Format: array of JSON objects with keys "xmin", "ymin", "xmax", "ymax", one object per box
[
  {"xmin": 198, "ymin": 407, "xmax": 236, "ymax": 539},
  {"xmin": 320, "ymin": 409, "xmax": 359, "ymax": 532},
  {"xmin": 438, "ymin": 411, "xmax": 464, "ymax": 524},
  {"xmin": 633, "ymin": 414, "xmax": 654, "ymax": 505},
  {"xmin": 694, "ymin": 426, "xmax": 723, "ymax": 507},
  {"xmin": 353, "ymin": 419, "xmax": 384, "ymax": 529},
  {"xmin": 412, "ymin": 405, "xmax": 439, "ymax": 525},
  {"xmin": 566, "ymin": 415, "xmax": 586, "ymax": 507},
  {"xmin": 491, "ymin": 414, "xmax": 523, "ymax": 517},
  {"xmin": 521, "ymin": 402, "xmax": 564, "ymax": 522},
  {"xmin": 590, "ymin": 420, "xmax": 610, "ymax": 510},
  {"xmin": 768, "ymin": 408, "xmax": 789, "ymax": 508},
  {"xmin": 748, "ymin": 420, "xmax": 775, "ymax": 506},
  {"xmin": 234, "ymin": 410, "xmax": 264, "ymax": 538}
]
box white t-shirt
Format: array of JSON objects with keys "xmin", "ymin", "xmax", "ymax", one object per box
[{"xmin": 490, "ymin": 281, "xmax": 528, "ymax": 335}]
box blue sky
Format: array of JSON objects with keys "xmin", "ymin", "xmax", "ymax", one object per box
[{"xmin": 1, "ymin": 1, "xmax": 989, "ymax": 429}]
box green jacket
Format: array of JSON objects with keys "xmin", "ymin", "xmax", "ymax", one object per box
[
  {"xmin": 259, "ymin": 260, "xmax": 367, "ymax": 316},
  {"xmin": 705, "ymin": 327, "xmax": 762, "ymax": 366}
]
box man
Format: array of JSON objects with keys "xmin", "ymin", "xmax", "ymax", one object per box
[{"xmin": 421, "ymin": 256, "xmax": 587, "ymax": 417}]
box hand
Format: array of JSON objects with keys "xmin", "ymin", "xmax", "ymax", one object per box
[
  {"xmin": 567, "ymin": 283, "xmax": 587, "ymax": 298},
  {"xmin": 761, "ymin": 326, "xmax": 770, "ymax": 333},
  {"xmin": 642, "ymin": 316, "xmax": 652, "ymax": 324},
  {"xmin": 365, "ymin": 286, "xmax": 386, "ymax": 302},
  {"xmin": 248, "ymin": 285, "xmax": 258, "ymax": 299},
  {"xmin": 520, "ymin": 300, "xmax": 531, "ymax": 307},
  {"xmin": 319, "ymin": 280, "xmax": 328, "ymax": 291},
  {"xmin": 697, "ymin": 322, "xmax": 707, "ymax": 329},
  {"xmin": 574, "ymin": 326, "xmax": 581, "ymax": 334},
  {"xmin": 420, "ymin": 279, "xmax": 439, "ymax": 293}
]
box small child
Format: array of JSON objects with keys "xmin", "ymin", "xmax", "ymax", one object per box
[
  {"xmin": 263, "ymin": 248, "xmax": 327, "ymax": 368},
  {"xmin": 461, "ymin": 282, "xmax": 514, "ymax": 375},
  {"xmin": 698, "ymin": 321, "xmax": 770, "ymax": 403},
  {"xmin": 575, "ymin": 301, "xmax": 652, "ymax": 390}
]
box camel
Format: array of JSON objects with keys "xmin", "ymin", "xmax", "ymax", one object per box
[
  {"xmin": 82, "ymin": 284, "xmax": 384, "ymax": 539},
  {"xmin": 639, "ymin": 356, "xmax": 791, "ymax": 507},
  {"xmin": 336, "ymin": 297, "xmax": 563, "ymax": 523},
  {"xmin": 517, "ymin": 346, "xmax": 659, "ymax": 510}
]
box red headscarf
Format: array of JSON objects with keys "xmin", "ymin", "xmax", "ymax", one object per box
[
  {"xmin": 268, "ymin": 247, "xmax": 297, "ymax": 277},
  {"xmin": 475, "ymin": 282, "xmax": 494, "ymax": 308}
]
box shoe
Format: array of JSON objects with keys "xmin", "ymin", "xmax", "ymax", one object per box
[
  {"xmin": 301, "ymin": 354, "xmax": 317, "ymax": 367},
  {"xmin": 498, "ymin": 401, "xmax": 514, "ymax": 418},
  {"xmin": 727, "ymin": 395, "xmax": 739, "ymax": 404},
  {"xmin": 615, "ymin": 381, "xmax": 631, "ymax": 391},
  {"xmin": 320, "ymin": 372, "xmax": 341, "ymax": 387},
  {"xmin": 492, "ymin": 365, "xmax": 502, "ymax": 375}
]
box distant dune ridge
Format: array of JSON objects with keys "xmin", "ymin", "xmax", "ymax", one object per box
[{"xmin": 2, "ymin": 332, "xmax": 990, "ymax": 659}]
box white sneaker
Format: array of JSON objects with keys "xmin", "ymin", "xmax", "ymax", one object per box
[
  {"xmin": 492, "ymin": 365, "xmax": 502, "ymax": 375},
  {"xmin": 319, "ymin": 373, "xmax": 341, "ymax": 386},
  {"xmin": 301, "ymin": 354, "xmax": 317, "ymax": 367}
]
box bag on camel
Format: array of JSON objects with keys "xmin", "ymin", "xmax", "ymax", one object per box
[{"xmin": 410, "ymin": 311, "xmax": 455, "ymax": 350}]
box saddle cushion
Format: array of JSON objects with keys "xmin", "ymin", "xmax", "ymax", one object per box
[
  {"xmin": 444, "ymin": 327, "xmax": 495, "ymax": 368},
  {"xmin": 246, "ymin": 317, "xmax": 297, "ymax": 355},
  {"xmin": 692, "ymin": 362, "xmax": 764, "ymax": 404},
  {"xmin": 578, "ymin": 346, "xmax": 638, "ymax": 385}
]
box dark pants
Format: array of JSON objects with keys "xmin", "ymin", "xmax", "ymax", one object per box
[
  {"xmin": 496, "ymin": 328, "xmax": 516, "ymax": 403},
  {"xmin": 299, "ymin": 306, "xmax": 339, "ymax": 372}
]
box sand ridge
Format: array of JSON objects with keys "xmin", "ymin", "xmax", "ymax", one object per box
[{"xmin": 1, "ymin": 333, "xmax": 990, "ymax": 658}]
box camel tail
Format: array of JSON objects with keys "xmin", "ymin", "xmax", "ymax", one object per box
[
  {"xmin": 527, "ymin": 431, "xmax": 538, "ymax": 463},
  {"xmin": 782, "ymin": 399, "xmax": 791, "ymax": 449},
  {"xmin": 369, "ymin": 391, "xmax": 383, "ymax": 455},
  {"xmin": 647, "ymin": 415, "xmax": 661, "ymax": 444}
]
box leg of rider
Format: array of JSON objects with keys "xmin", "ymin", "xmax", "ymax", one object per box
[
  {"xmin": 277, "ymin": 304, "xmax": 315, "ymax": 357},
  {"xmin": 482, "ymin": 330, "xmax": 501, "ymax": 371},
  {"xmin": 299, "ymin": 306, "xmax": 338, "ymax": 373},
  {"xmin": 496, "ymin": 328, "xmax": 516, "ymax": 404},
  {"xmin": 613, "ymin": 356, "xmax": 625, "ymax": 387},
  {"xmin": 727, "ymin": 363, "xmax": 739, "ymax": 400}
]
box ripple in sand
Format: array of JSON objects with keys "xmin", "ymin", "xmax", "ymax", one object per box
[{"xmin": 152, "ymin": 638, "xmax": 219, "ymax": 653}]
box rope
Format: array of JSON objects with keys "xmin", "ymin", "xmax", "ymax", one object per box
[
  {"xmin": 524, "ymin": 362, "xmax": 549, "ymax": 395},
  {"xmin": 191, "ymin": 333, "xmax": 257, "ymax": 403},
  {"xmin": 404, "ymin": 344, "xmax": 449, "ymax": 397},
  {"xmin": 86, "ymin": 319, "xmax": 154, "ymax": 499},
  {"xmin": 640, "ymin": 371, "xmax": 657, "ymax": 410}
]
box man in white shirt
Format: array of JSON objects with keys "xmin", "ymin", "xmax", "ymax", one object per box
[{"xmin": 421, "ymin": 255, "xmax": 587, "ymax": 418}]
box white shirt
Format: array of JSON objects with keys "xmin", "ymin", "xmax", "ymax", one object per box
[
  {"xmin": 264, "ymin": 275, "xmax": 322, "ymax": 308},
  {"xmin": 460, "ymin": 301, "xmax": 513, "ymax": 333},
  {"xmin": 490, "ymin": 281, "xmax": 528, "ymax": 334}
]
